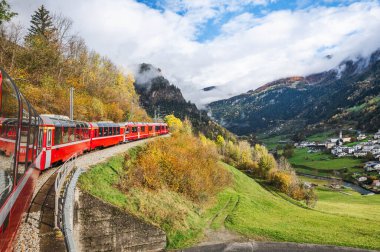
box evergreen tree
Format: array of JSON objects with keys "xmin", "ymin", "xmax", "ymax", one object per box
[
  {"xmin": 27, "ymin": 5, "xmax": 55, "ymax": 39},
  {"xmin": 0, "ymin": 0, "xmax": 17, "ymax": 25}
]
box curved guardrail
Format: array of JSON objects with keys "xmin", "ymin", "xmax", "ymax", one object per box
[
  {"xmin": 54, "ymin": 153, "xmax": 77, "ymax": 229},
  {"xmin": 63, "ymin": 167, "xmax": 83, "ymax": 252}
]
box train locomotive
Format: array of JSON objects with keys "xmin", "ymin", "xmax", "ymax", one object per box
[{"xmin": 0, "ymin": 67, "xmax": 168, "ymax": 250}]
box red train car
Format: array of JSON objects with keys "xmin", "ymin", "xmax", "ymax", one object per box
[
  {"xmin": 0, "ymin": 68, "xmax": 42, "ymax": 251},
  {"xmin": 124, "ymin": 122, "xmax": 140, "ymax": 141},
  {"xmin": 89, "ymin": 121, "xmax": 124, "ymax": 149},
  {"xmin": 124, "ymin": 122, "xmax": 168, "ymax": 142},
  {"xmin": 35, "ymin": 115, "xmax": 91, "ymax": 170}
]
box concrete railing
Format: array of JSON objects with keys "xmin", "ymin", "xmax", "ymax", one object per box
[{"xmin": 54, "ymin": 153, "xmax": 77, "ymax": 229}]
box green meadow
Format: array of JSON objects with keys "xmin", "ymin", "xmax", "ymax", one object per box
[
  {"xmin": 299, "ymin": 176, "xmax": 380, "ymax": 221},
  {"xmin": 288, "ymin": 148, "xmax": 363, "ymax": 176},
  {"xmin": 79, "ymin": 155, "xmax": 380, "ymax": 250}
]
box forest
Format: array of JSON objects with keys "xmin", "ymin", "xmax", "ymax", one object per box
[{"xmin": 0, "ymin": 3, "xmax": 150, "ymax": 122}]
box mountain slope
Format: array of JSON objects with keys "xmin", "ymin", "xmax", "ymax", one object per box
[
  {"xmin": 134, "ymin": 63, "xmax": 236, "ymax": 141},
  {"xmin": 208, "ymin": 50, "xmax": 380, "ymax": 135}
]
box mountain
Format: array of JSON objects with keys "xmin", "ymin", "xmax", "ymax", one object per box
[
  {"xmin": 134, "ymin": 63, "xmax": 236, "ymax": 141},
  {"xmin": 208, "ymin": 50, "xmax": 380, "ymax": 136}
]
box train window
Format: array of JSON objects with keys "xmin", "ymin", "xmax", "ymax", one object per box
[
  {"xmin": 148, "ymin": 126, "xmax": 152, "ymax": 131},
  {"xmin": 63, "ymin": 127, "xmax": 69, "ymax": 143},
  {"xmin": 132, "ymin": 127, "xmax": 137, "ymax": 133},
  {"xmin": 116, "ymin": 127, "xmax": 120, "ymax": 135},
  {"xmin": 99, "ymin": 127, "xmax": 103, "ymax": 137},
  {"xmin": 29, "ymin": 126, "xmax": 35, "ymax": 151},
  {"xmin": 47, "ymin": 129, "xmax": 52, "ymax": 147},
  {"xmin": 155, "ymin": 126, "xmax": 160, "ymax": 131},
  {"xmin": 55, "ymin": 127, "xmax": 62, "ymax": 145},
  {"xmin": 141, "ymin": 126, "xmax": 145, "ymax": 132},
  {"xmin": 82, "ymin": 128, "xmax": 87, "ymax": 139},
  {"xmin": 69, "ymin": 127, "xmax": 74, "ymax": 142},
  {"xmin": 75, "ymin": 124, "xmax": 80, "ymax": 141},
  {"xmin": 104, "ymin": 127, "xmax": 108, "ymax": 136},
  {"xmin": 20, "ymin": 126, "xmax": 28, "ymax": 143},
  {"xmin": 38, "ymin": 128, "xmax": 43, "ymax": 150},
  {"xmin": 31, "ymin": 116, "xmax": 39, "ymax": 160},
  {"xmin": 125, "ymin": 127, "xmax": 130, "ymax": 134}
]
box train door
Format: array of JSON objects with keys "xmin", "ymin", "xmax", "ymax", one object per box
[{"xmin": 45, "ymin": 129, "xmax": 52, "ymax": 168}]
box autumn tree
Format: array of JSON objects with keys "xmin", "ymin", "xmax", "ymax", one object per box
[
  {"xmin": 282, "ymin": 143, "xmax": 295, "ymax": 158},
  {"xmin": 0, "ymin": 0, "xmax": 16, "ymax": 25},
  {"xmin": 216, "ymin": 135, "xmax": 226, "ymax": 154},
  {"xmin": 165, "ymin": 114, "xmax": 183, "ymax": 132}
]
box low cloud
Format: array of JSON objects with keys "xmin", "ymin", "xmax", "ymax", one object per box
[{"xmin": 9, "ymin": 0, "xmax": 380, "ymax": 106}]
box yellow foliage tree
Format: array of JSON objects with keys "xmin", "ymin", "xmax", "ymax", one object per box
[{"xmin": 164, "ymin": 114, "xmax": 183, "ymax": 132}]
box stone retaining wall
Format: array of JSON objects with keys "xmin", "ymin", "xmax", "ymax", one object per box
[{"xmin": 74, "ymin": 189, "xmax": 166, "ymax": 251}]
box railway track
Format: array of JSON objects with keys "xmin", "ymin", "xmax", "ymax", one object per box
[{"xmin": 15, "ymin": 167, "xmax": 66, "ymax": 252}]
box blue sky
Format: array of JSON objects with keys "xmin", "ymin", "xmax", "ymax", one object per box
[
  {"xmin": 136, "ymin": 0, "xmax": 365, "ymax": 42},
  {"xmin": 9, "ymin": 0, "xmax": 380, "ymax": 105}
]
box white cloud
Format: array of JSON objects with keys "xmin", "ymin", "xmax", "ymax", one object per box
[{"xmin": 8, "ymin": 0, "xmax": 380, "ymax": 107}]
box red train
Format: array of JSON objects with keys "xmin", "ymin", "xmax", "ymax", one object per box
[
  {"xmin": 0, "ymin": 68, "xmax": 168, "ymax": 251},
  {"xmin": 35, "ymin": 115, "xmax": 168, "ymax": 170}
]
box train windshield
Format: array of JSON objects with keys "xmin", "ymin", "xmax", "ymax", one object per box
[
  {"xmin": 0, "ymin": 69, "xmax": 41, "ymax": 208},
  {"xmin": 0, "ymin": 70, "xmax": 18, "ymax": 206}
]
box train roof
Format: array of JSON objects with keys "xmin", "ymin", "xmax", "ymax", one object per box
[
  {"xmin": 124, "ymin": 122, "xmax": 167, "ymax": 125},
  {"xmin": 40, "ymin": 114, "xmax": 90, "ymax": 127},
  {"xmin": 91, "ymin": 121, "xmax": 123, "ymax": 127}
]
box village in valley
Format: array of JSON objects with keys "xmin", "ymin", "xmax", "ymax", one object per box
[{"xmin": 293, "ymin": 129, "xmax": 380, "ymax": 193}]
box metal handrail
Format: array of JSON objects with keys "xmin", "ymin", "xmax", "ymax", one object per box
[
  {"xmin": 0, "ymin": 184, "xmax": 12, "ymax": 199},
  {"xmin": 54, "ymin": 153, "xmax": 77, "ymax": 229}
]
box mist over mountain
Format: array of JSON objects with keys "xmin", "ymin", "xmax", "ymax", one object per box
[
  {"xmin": 208, "ymin": 49, "xmax": 380, "ymax": 136},
  {"xmin": 134, "ymin": 63, "xmax": 236, "ymax": 141}
]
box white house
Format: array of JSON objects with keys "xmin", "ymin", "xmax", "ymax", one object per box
[
  {"xmin": 372, "ymin": 180, "xmax": 380, "ymax": 187},
  {"xmin": 374, "ymin": 130, "xmax": 380, "ymax": 140},
  {"xmin": 364, "ymin": 162, "xmax": 380, "ymax": 171},
  {"xmin": 371, "ymin": 146, "xmax": 380, "ymax": 155},
  {"xmin": 362, "ymin": 145, "xmax": 374, "ymax": 152},
  {"xmin": 358, "ymin": 177, "xmax": 367, "ymax": 182},
  {"xmin": 342, "ymin": 137, "xmax": 351, "ymax": 143},
  {"xmin": 354, "ymin": 152, "xmax": 367, "ymax": 158},
  {"xmin": 358, "ymin": 134, "xmax": 367, "ymax": 141},
  {"xmin": 325, "ymin": 142, "xmax": 336, "ymax": 149}
]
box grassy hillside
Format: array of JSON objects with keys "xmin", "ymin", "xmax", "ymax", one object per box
[
  {"xmin": 80, "ymin": 154, "xmax": 380, "ymax": 250},
  {"xmin": 222, "ymin": 165, "xmax": 379, "ymax": 250}
]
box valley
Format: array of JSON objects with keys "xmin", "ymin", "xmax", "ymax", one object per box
[{"xmin": 259, "ymin": 130, "xmax": 380, "ymax": 194}]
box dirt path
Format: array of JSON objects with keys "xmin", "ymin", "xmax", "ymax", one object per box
[
  {"xmin": 182, "ymin": 242, "xmax": 378, "ymax": 252},
  {"xmin": 199, "ymin": 195, "xmax": 248, "ymax": 246}
]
